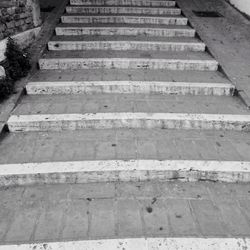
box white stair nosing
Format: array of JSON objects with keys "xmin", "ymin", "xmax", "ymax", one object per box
[
  {"xmin": 48, "ymin": 40, "xmax": 206, "ymax": 52},
  {"xmin": 1, "ymin": 160, "xmax": 250, "ymax": 186},
  {"xmin": 7, "ymin": 113, "xmax": 250, "ymax": 132},
  {"xmin": 55, "ymin": 26, "xmax": 195, "ymax": 37},
  {"xmin": 66, "ymin": 6, "xmax": 182, "ymax": 15},
  {"xmin": 61, "ymin": 15, "xmax": 188, "ymax": 25},
  {"xmin": 38, "ymin": 58, "xmax": 218, "ymax": 71},
  {"xmin": 1, "ymin": 238, "xmax": 250, "ymax": 249},
  {"xmin": 26, "ymin": 81, "xmax": 235, "ymax": 96},
  {"xmin": 70, "ymin": 0, "xmax": 176, "ymax": 6}
]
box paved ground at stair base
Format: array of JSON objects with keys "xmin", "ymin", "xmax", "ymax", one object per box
[
  {"xmin": 0, "ymin": 181, "xmax": 250, "ymax": 244},
  {"xmin": 177, "ymin": 0, "xmax": 250, "ymax": 106}
]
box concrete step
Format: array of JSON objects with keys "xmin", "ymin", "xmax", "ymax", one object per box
[
  {"xmin": 61, "ymin": 14, "xmax": 188, "ymax": 25},
  {"xmin": 70, "ymin": 0, "xmax": 176, "ymax": 7},
  {"xmin": 8, "ymin": 93, "xmax": 249, "ymax": 132},
  {"xmin": 0, "ymin": 160, "xmax": 250, "ymax": 185},
  {"xmin": 2, "ymin": 128, "xmax": 250, "ymax": 163},
  {"xmin": 39, "ymin": 50, "xmax": 218, "ymax": 71},
  {"xmin": 26, "ymin": 81, "xmax": 235, "ymax": 96},
  {"xmin": 55, "ymin": 24, "xmax": 195, "ymax": 37},
  {"xmin": 48, "ymin": 38, "xmax": 205, "ymax": 52},
  {"xmin": 2, "ymin": 238, "xmax": 250, "ymax": 250},
  {"xmin": 30, "ymin": 69, "xmax": 231, "ymax": 83},
  {"xmin": 7, "ymin": 112, "xmax": 250, "ymax": 132},
  {"xmin": 12, "ymin": 94, "xmax": 246, "ymax": 115},
  {"xmin": 66, "ymin": 5, "xmax": 181, "ymax": 15},
  {"xmin": 1, "ymin": 129, "xmax": 250, "ymax": 183}
]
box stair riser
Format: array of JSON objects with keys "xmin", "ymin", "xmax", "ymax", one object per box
[
  {"xmin": 8, "ymin": 114, "xmax": 250, "ymax": 132},
  {"xmin": 66, "ymin": 6, "xmax": 181, "ymax": 15},
  {"xmin": 39, "ymin": 58, "xmax": 218, "ymax": 71},
  {"xmin": 48, "ymin": 41, "xmax": 205, "ymax": 52},
  {"xmin": 1, "ymin": 160, "xmax": 250, "ymax": 186},
  {"xmin": 55, "ymin": 27, "xmax": 195, "ymax": 37},
  {"xmin": 70, "ymin": 0, "xmax": 176, "ymax": 7},
  {"xmin": 61, "ymin": 16, "xmax": 188, "ymax": 25},
  {"xmin": 26, "ymin": 82, "xmax": 235, "ymax": 96}
]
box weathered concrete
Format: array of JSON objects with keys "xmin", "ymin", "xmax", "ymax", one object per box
[
  {"xmin": 26, "ymin": 81, "xmax": 235, "ymax": 96},
  {"xmin": 55, "ymin": 25, "xmax": 196, "ymax": 37},
  {"xmin": 39, "ymin": 57, "xmax": 218, "ymax": 70},
  {"xmin": 7, "ymin": 113, "xmax": 250, "ymax": 132},
  {"xmin": 177, "ymin": 0, "xmax": 250, "ymax": 107},
  {"xmin": 48, "ymin": 40, "xmax": 205, "ymax": 52},
  {"xmin": 0, "ymin": 238, "xmax": 250, "ymax": 250},
  {"xmin": 66, "ymin": 6, "xmax": 181, "ymax": 15},
  {"xmin": 70, "ymin": 0, "xmax": 176, "ymax": 7},
  {"xmin": 0, "ymin": 181, "xmax": 250, "ymax": 243},
  {"xmin": 0, "ymin": 160, "xmax": 250, "ymax": 186},
  {"xmin": 61, "ymin": 15, "xmax": 188, "ymax": 25}
]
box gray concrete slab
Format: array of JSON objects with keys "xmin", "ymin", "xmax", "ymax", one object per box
[
  {"xmin": 0, "ymin": 181, "xmax": 250, "ymax": 244},
  {"xmin": 177, "ymin": 0, "xmax": 250, "ymax": 104}
]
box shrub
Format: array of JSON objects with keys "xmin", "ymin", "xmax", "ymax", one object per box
[
  {"xmin": 0, "ymin": 37, "xmax": 31, "ymax": 101},
  {"xmin": 0, "ymin": 78, "xmax": 14, "ymax": 101},
  {"xmin": 4, "ymin": 37, "xmax": 31, "ymax": 81}
]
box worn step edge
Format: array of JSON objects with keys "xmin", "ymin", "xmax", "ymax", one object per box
[
  {"xmin": 1, "ymin": 160, "xmax": 250, "ymax": 186},
  {"xmin": 66, "ymin": 6, "xmax": 182, "ymax": 15},
  {"xmin": 38, "ymin": 58, "xmax": 218, "ymax": 71},
  {"xmin": 55, "ymin": 26, "xmax": 195, "ymax": 37},
  {"xmin": 48, "ymin": 40, "xmax": 205, "ymax": 52},
  {"xmin": 61, "ymin": 15, "xmax": 187, "ymax": 25},
  {"xmin": 70, "ymin": 0, "xmax": 176, "ymax": 7},
  {"xmin": 26, "ymin": 81, "xmax": 235, "ymax": 96},
  {"xmin": 7, "ymin": 113, "xmax": 250, "ymax": 132},
  {"xmin": 1, "ymin": 238, "xmax": 250, "ymax": 249}
]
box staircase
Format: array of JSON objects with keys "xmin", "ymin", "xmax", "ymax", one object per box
[{"xmin": 3, "ymin": 0, "xmax": 250, "ymax": 184}]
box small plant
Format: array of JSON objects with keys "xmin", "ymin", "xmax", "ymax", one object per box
[
  {"xmin": 0, "ymin": 78, "xmax": 14, "ymax": 101},
  {"xmin": 0, "ymin": 37, "xmax": 31, "ymax": 101},
  {"xmin": 4, "ymin": 37, "xmax": 31, "ymax": 81}
]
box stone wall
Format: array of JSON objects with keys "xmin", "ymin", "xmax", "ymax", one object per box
[{"xmin": 0, "ymin": 0, "xmax": 41, "ymax": 40}]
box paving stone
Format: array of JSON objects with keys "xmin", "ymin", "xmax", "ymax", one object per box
[
  {"xmin": 72, "ymin": 141, "xmax": 96, "ymax": 160},
  {"xmin": 62, "ymin": 200, "xmax": 88, "ymax": 240},
  {"xmin": 137, "ymin": 139, "xmax": 158, "ymax": 159},
  {"xmin": 165, "ymin": 199, "xmax": 198, "ymax": 236},
  {"xmin": 5, "ymin": 207, "xmax": 39, "ymax": 242},
  {"xmin": 34, "ymin": 203, "xmax": 66, "ymax": 241},
  {"xmin": 116, "ymin": 182, "xmax": 161, "ymax": 198},
  {"xmin": 70, "ymin": 183, "xmax": 116, "ymax": 199},
  {"xmin": 190, "ymin": 200, "xmax": 228, "ymax": 236},
  {"xmin": 89, "ymin": 199, "xmax": 116, "ymax": 238},
  {"xmin": 140, "ymin": 199, "xmax": 171, "ymax": 236},
  {"xmin": 160, "ymin": 182, "xmax": 210, "ymax": 200},
  {"xmin": 0, "ymin": 207, "xmax": 13, "ymax": 242},
  {"xmin": 116, "ymin": 139, "xmax": 137, "ymax": 159},
  {"xmin": 215, "ymin": 200, "xmax": 250, "ymax": 236},
  {"xmin": 238, "ymin": 200, "xmax": 250, "ymax": 222},
  {"xmin": 96, "ymin": 141, "xmax": 117, "ymax": 160},
  {"xmin": 117, "ymin": 199, "xmax": 143, "ymax": 237}
]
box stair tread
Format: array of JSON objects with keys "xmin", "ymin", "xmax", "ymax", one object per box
[
  {"xmin": 1, "ymin": 128, "xmax": 250, "ymax": 164},
  {"xmin": 41, "ymin": 50, "xmax": 215, "ymax": 61},
  {"xmin": 50, "ymin": 35, "xmax": 203, "ymax": 43},
  {"xmin": 67, "ymin": 4, "xmax": 179, "ymax": 8},
  {"xmin": 57, "ymin": 23, "xmax": 191, "ymax": 29},
  {"xmin": 30, "ymin": 69, "xmax": 230, "ymax": 83},
  {"xmin": 12, "ymin": 93, "xmax": 248, "ymax": 115},
  {"xmin": 62, "ymin": 13, "xmax": 184, "ymax": 18}
]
